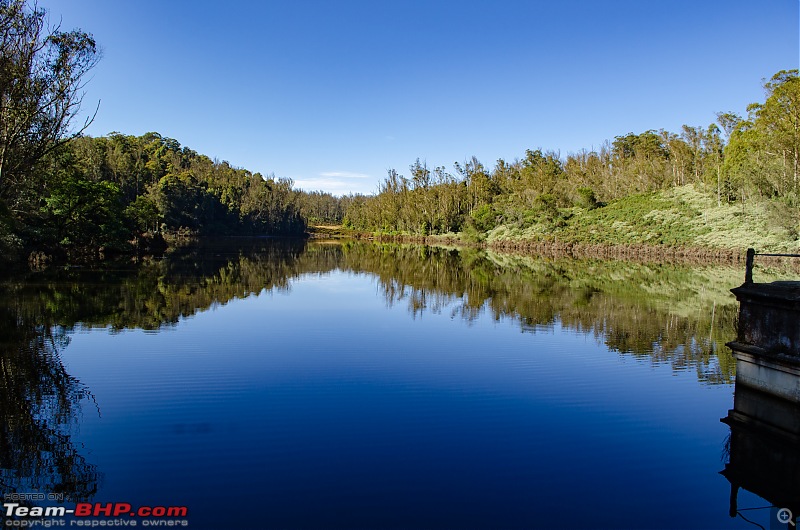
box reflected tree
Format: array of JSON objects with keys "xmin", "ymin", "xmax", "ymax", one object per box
[
  {"xmin": 0, "ymin": 236, "xmax": 756, "ymax": 520},
  {"xmin": 0, "ymin": 304, "xmax": 99, "ymax": 504}
]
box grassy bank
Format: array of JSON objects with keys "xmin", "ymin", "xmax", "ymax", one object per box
[
  {"xmin": 320, "ymin": 184, "xmax": 799, "ymax": 260},
  {"xmin": 486, "ymin": 185, "xmax": 798, "ymax": 253}
]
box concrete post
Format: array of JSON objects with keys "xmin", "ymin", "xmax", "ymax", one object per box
[{"xmin": 744, "ymin": 248, "xmax": 755, "ymax": 284}]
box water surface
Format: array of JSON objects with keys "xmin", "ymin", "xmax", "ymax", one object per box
[{"xmin": 1, "ymin": 240, "xmax": 791, "ymax": 528}]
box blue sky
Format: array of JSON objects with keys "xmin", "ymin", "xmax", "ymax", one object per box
[{"xmin": 42, "ymin": 1, "xmax": 799, "ymax": 195}]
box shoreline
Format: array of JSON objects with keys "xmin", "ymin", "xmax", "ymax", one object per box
[
  {"xmin": 309, "ymin": 226, "xmax": 745, "ymax": 263},
  {"xmin": 309, "ymin": 226, "xmax": 800, "ymax": 270},
  {"xmin": 9, "ymin": 229, "xmax": 800, "ymax": 274}
]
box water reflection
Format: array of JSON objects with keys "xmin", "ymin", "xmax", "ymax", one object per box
[
  {"xmin": 342, "ymin": 244, "xmax": 741, "ymax": 384},
  {"xmin": 719, "ymin": 274, "xmax": 800, "ymax": 527},
  {"xmin": 721, "ymin": 382, "xmax": 800, "ymax": 523},
  {"xmin": 0, "ymin": 238, "xmax": 754, "ymax": 518},
  {"xmin": 0, "ymin": 305, "xmax": 99, "ymax": 506}
]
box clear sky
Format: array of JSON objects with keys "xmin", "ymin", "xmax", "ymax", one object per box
[{"xmin": 40, "ymin": 1, "xmax": 799, "ymax": 195}]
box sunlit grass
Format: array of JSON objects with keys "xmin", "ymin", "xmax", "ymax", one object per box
[{"xmin": 485, "ymin": 184, "xmax": 800, "ymax": 252}]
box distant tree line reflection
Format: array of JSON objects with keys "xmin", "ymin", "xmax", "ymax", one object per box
[
  {"xmin": 2, "ymin": 239, "xmax": 747, "ymax": 386},
  {"xmin": 0, "ymin": 238, "xmax": 751, "ymax": 509}
]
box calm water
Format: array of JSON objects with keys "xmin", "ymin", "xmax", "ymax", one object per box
[{"xmin": 0, "ymin": 240, "xmax": 792, "ymax": 529}]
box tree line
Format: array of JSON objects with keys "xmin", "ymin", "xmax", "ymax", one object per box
[
  {"xmin": 0, "ymin": 0, "xmax": 348, "ymax": 265},
  {"xmin": 342, "ymin": 69, "xmax": 799, "ymax": 238},
  {"xmin": 0, "ymin": 1, "xmax": 318, "ymax": 265},
  {"xmin": 1, "ymin": 0, "xmax": 796, "ymax": 264},
  {"xmin": 2, "ymin": 125, "xmax": 310, "ymax": 262}
]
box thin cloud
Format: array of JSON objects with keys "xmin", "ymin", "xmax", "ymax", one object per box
[
  {"xmin": 294, "ymin": 176, "xmax": 376, "ymax": 196},
  {"xmin": 319, "ymin": 171, "xmax": 371, "ymax": 179}
]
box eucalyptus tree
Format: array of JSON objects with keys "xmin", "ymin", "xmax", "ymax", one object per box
[
  {"xmin": 715, "ymin": 111, "xmax": 743, "ymax": 141},
  {"xmin": 681, "ymin": 125, "xmax": 704, "ymax": 182},
  {"xmin": 722, "ymin": 71, "xmax": 800, "ymax": 202},
  {"xmin": 662, "ymin": 130, "xmax": 691, "ymax": 187},
  {"xmin": 0, "ymin": 0, "xmax": 98, "ymax": 208},
  {"xmin": 612, "ymin": 131, "xmax": 670, "ymax": 192},
  {"xmin": 703, "ymin": 124, "xmax": 724, "ymax": 206},
  {"xmin": 754, "ymin": 70, "xmax": 800, "ymax": 194}
]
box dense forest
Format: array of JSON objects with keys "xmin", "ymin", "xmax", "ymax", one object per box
[
  {"xmin": 342, "ymin": 69, "xmax": 799, "ymax": 243},
  {"xmin": 0, "ymin": 1, "xmax": 316, "ymax": 266},
  {"xmin": 0, "ymin": 0, "xmax": 797, "ymax": 267}
]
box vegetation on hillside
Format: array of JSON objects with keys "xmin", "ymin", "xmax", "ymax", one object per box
[
  {"xmin": 0, "ymin": 1, "xmax": 308, "ymax": 266},
  {"xmin": 1, "ymin": 126, "xmax": 308, "ymax": 264},
  {"xmin": 341, "ymin": 70, "xmax": 800, "ymax": 252},
  {"xmin": 0, "ymin": 0, "xmax": 796, "ymax": 266}
]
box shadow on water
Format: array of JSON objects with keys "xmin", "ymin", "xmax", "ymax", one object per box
[
  {"xmin": 721, "ymin": 383, "xmax": 800, "ymax": 526},
  {"xmin": 2, "ymin": 237, "xmax": 790, "ymax": 517},
  {"xmin": 0, "ymin": 307, "xmax": 100, "ymax": 516},
  {"xmin": 720, "ymin": 274, "xmax": 800, "ymax": 528}
]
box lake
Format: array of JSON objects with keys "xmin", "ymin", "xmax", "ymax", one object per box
[{"xmin": 0, "ymin": 239, "xmax": 794, "ymax": 529}]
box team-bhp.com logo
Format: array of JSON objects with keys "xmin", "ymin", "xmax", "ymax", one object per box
[{"xmin": 4, "ymin": 502, "xmax": 189, "ymax": 527}]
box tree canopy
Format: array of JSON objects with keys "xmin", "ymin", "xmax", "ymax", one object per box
[
  {"xmin": 342, "ymin": 70, "xmax": 800, "ymax": 241},
  {"xmin": 0, "ymin": 0, "xmax": 796, "ymax": 263},
  {"xmin": 0, "ymin": 0, "xmax": 98, "ymax": 205}
]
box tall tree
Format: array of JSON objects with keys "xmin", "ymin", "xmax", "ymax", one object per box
[
  {"xmin": 0, "ymin": 0, "xmax": 98, "ymax": 208},
  {"xmin": 681, "ymin": 125, "xmax": 704, "ymax": 182},
  {"xmin": 703, "ymin": 124, "xmax": 724, "ymax": 206},
  {"xmin": 753, "ymin": 70, "xmax": 800, "ymax": 193}
]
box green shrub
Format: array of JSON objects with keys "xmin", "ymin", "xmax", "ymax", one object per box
[
  {"xmin": 575, "ymin": 187, "xmax": 599, "ymax": 209},
  {"xmin": 470, "ymin": 204, "xmax": 498, "ymax": 232}
]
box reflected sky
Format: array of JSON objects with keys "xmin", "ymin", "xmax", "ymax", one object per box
[
  {"xmin": 58, "ymin": 268, "xmax": 746, "ymax": 529},
  {"xmin": 4, "ymin": 240, "xmax": 790, "ymax": 528}
]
